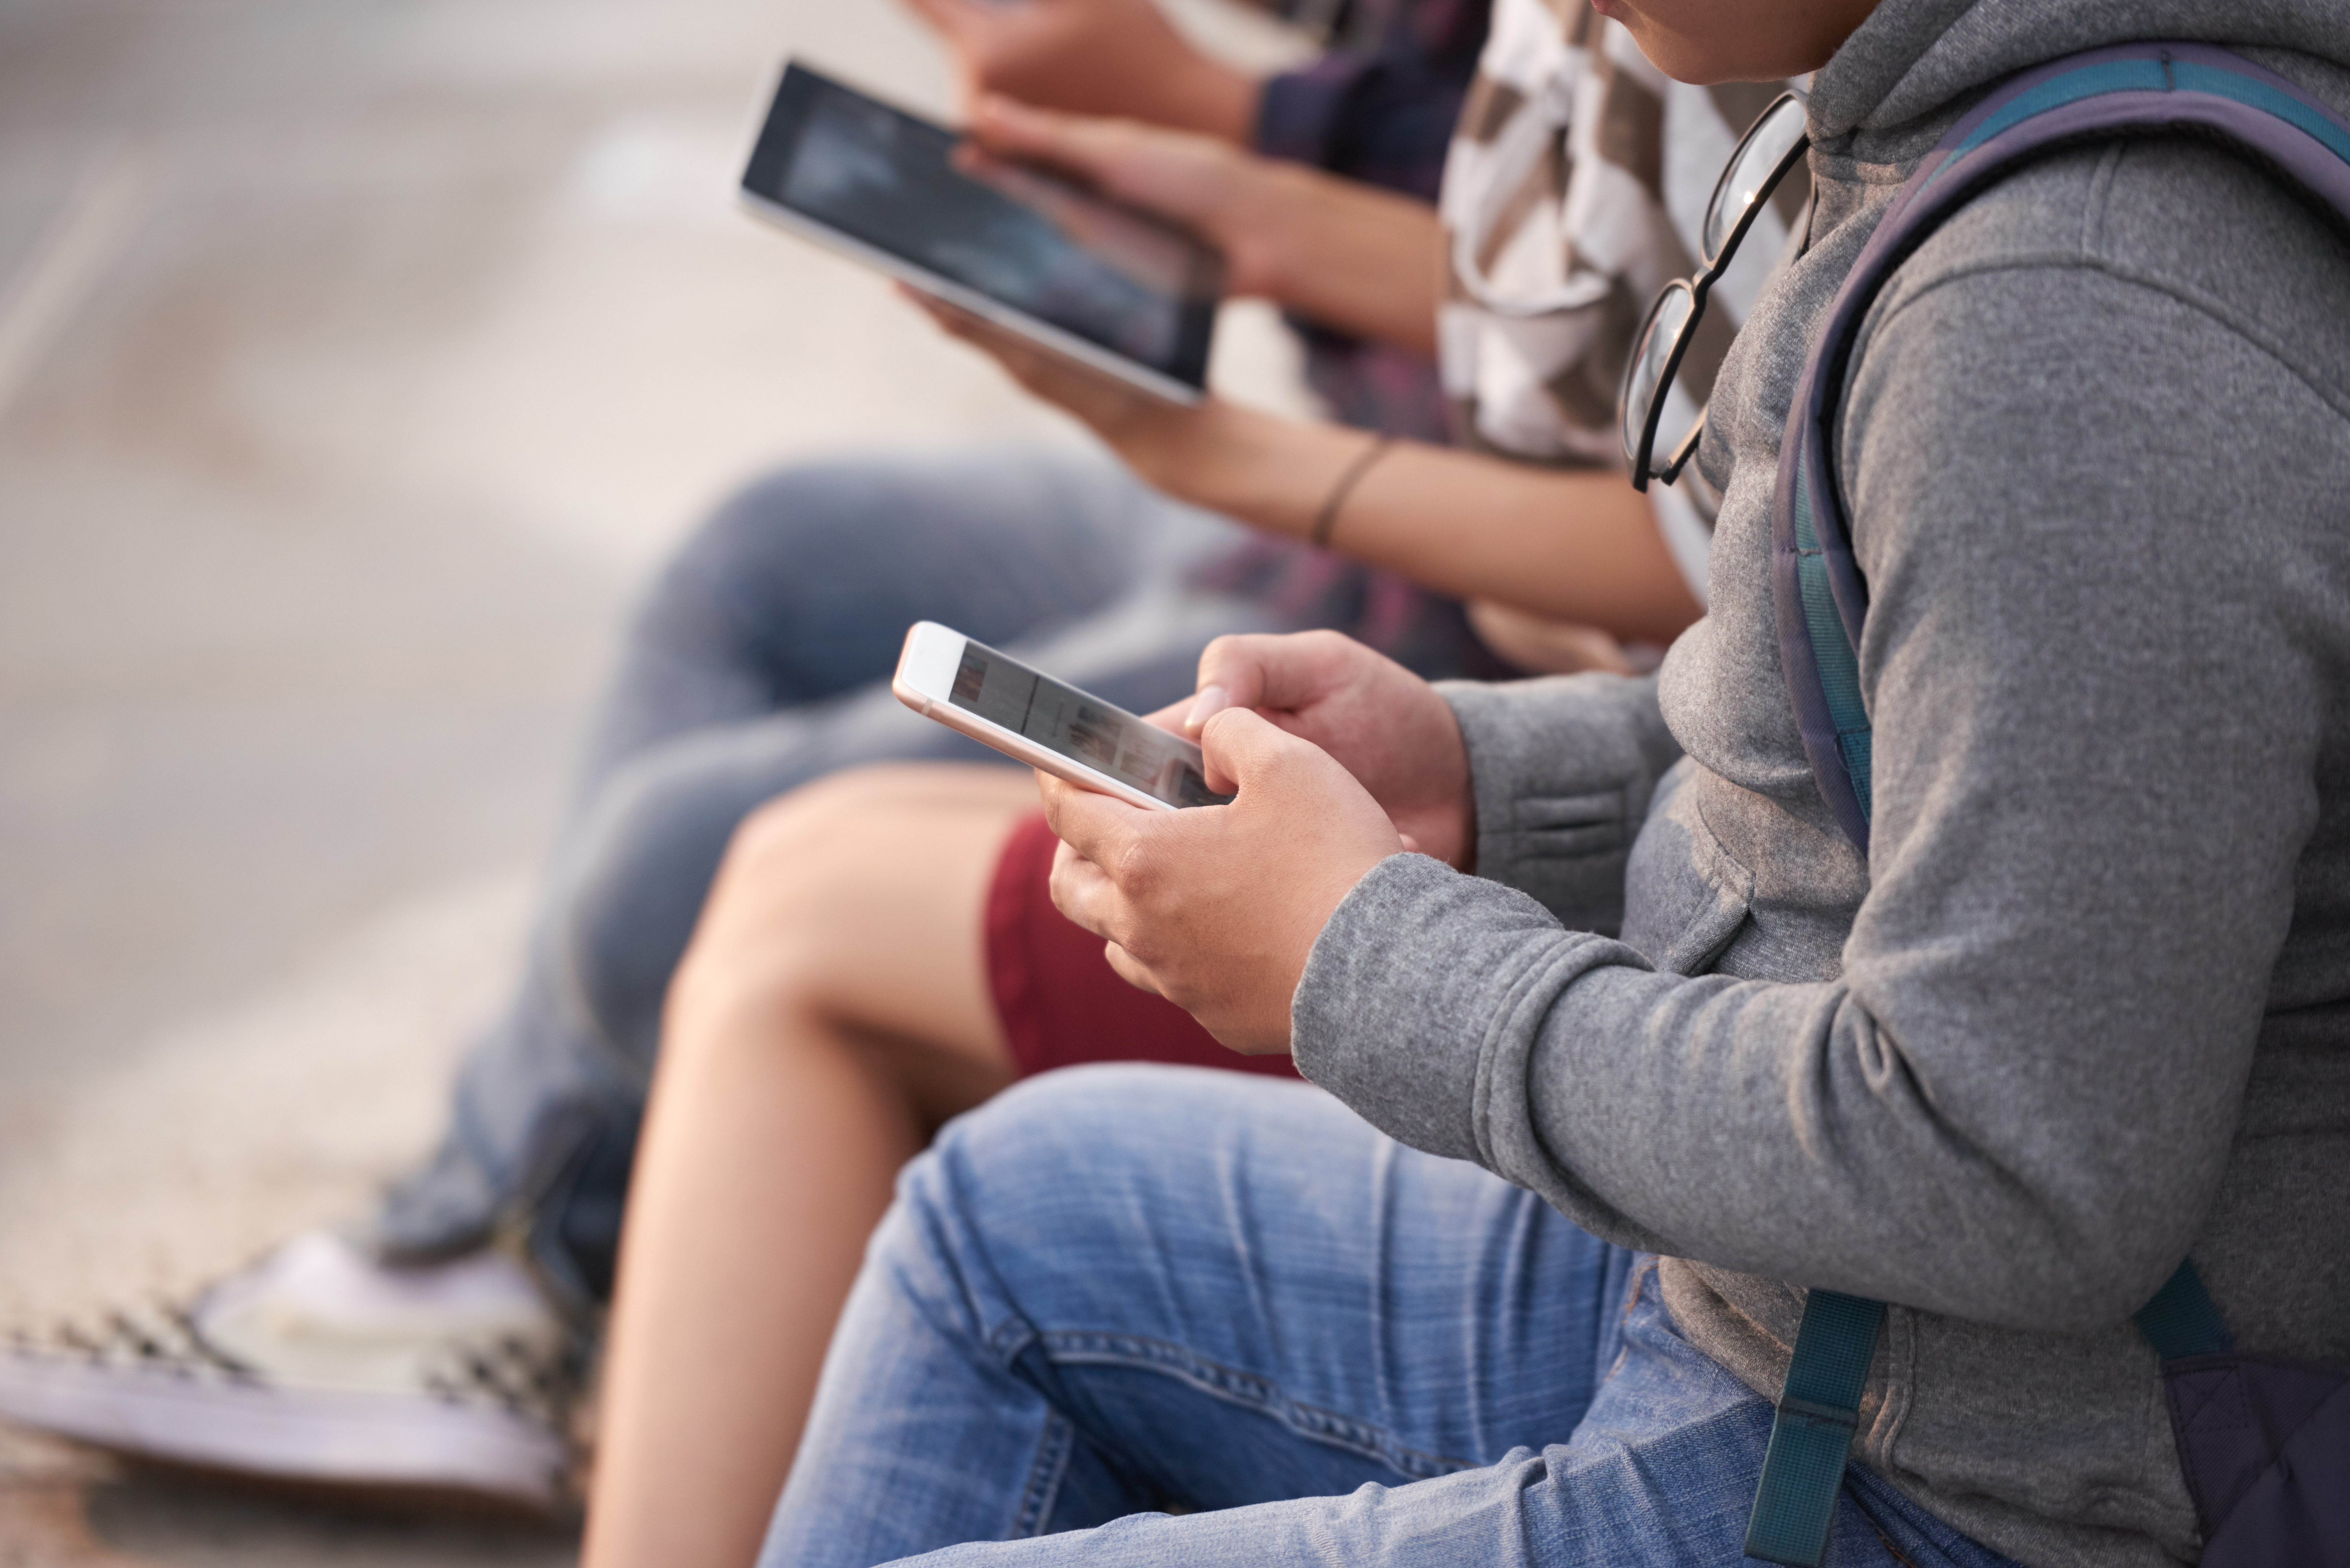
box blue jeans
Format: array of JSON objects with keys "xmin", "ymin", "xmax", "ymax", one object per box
[
  {"xmin": 762, "ymin": 1066, "xmax": 2024, "ymax": 1568},
  {"xmin": 367, "ymin": 446, "xmax": 1499, "ymax": 1306}
]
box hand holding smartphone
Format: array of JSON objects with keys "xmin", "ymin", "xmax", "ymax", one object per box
[{"xmin": 893, "ymin": 621, "xmax": 1231, "ymax": 810}]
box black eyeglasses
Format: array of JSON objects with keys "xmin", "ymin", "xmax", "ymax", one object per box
[{"xmin": 1618, "ymin": 92, "xmax": 1811, "ymax": 493}]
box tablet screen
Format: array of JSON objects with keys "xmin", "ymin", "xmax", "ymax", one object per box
[
  {"xmin": 743, "ymin": 64, "xmax": 1222, "ymax": 392},
  {"xmin": 948, "ymin": 639, "xmax": 1231, "ymax": 809}
]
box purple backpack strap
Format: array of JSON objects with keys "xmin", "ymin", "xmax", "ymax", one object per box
[
  {"xmin": 1750, "ymin": 43, "xmax": 2350, "ymax": 1568},
  {"xmin": 1773, "ymin": 41, "xmax": 2350, "ymax": 857}
]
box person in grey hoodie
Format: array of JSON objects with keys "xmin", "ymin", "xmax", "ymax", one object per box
[{"xmin": 747, "ymin": 0, "xmax": 2350, "ymax": 1563}]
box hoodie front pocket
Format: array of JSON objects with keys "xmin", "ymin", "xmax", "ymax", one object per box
[{"xmin": 1619, "ymin": 763, "xmax": 1755, "ymax": 976}]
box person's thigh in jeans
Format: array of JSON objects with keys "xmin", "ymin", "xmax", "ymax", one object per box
[
  {"xmin": 760, "ymin": 1065, "xmax": 2024, "ymax": 1568},
  {"xmin": 761, "ymin": 1064, "xmax": 1631, "ymax": 1565}
]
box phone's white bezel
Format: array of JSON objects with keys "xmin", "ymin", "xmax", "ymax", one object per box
[
  {"xmin": 739, "ymin": 191, "xmax": 1207, "ymax": 407},
  {"xmin": 891, "ymin": 621, "xmax": 1188, "ymax": 812}
]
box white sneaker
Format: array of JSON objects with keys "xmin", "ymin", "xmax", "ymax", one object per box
[{"xmin": 0, "ymin": 1231, "xmax": 585, "ymax": 1509}]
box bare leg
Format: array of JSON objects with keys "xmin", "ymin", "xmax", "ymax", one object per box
[{"xmin": 581, "ymin": 763, "xmax": 1040, "ymax": 1568}]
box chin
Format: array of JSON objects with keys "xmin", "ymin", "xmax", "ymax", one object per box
[
  {"xmin": 1620, "ymin": 33, "xmax": 1722, "ymax": 85},
  {"xmin": 1614, "ymin": 23, "xmax": 1796, "ymax": 87}
]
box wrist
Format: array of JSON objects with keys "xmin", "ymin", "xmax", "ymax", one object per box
[
  {"xmin": 1160, "ymin": 55, "xmax": 1263, "ymax": 146},
  {"xmin": 1445, "ymin": 730, "xmax": 1479, "ymax": 875},
  {"xmin": 1132, "ymin": 402, "xmax": 1326, "ymax": 534},
  {"xmin": 1216, "ymin": 158, "xmax": 1317, "ymax": 303},
  {"xmin": 1402, "ymin": 695, "xmax": 1478, "ymax": 874}
]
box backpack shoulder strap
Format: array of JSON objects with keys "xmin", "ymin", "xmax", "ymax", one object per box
[
  {"xmin": 1775, "ymin": 41, "xmax": 2350, "ymax": 857},
  {"xmin": 1749, "ymin": 44, "xmax": 2350, "ymax": 1568}
]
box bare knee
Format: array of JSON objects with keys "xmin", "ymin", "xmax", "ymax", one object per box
[
  {"xmin": 662, "ymin": 764, "xmax": 1030, "ymax": 1057},
  {"xmin": 765, "ymin": 760, "xmax": 1032, "ymax": 819},
  {"xmin": 665, "ymin": 786, "xmax": 876, "ymax": 1048}
]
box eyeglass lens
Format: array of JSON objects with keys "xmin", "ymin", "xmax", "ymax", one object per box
[
  {"xmin": 1621, "ymin": 280, "xmax": 1696, "ymax": 469},
  {"xmin": 1701, "ymin": 95, "xmax": 1810, "ymax": 268}
]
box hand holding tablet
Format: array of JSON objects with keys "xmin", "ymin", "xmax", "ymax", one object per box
[
  {"xmin": 740, "ymin": 62, "xmax": 1225, "ymax": 403},
  {"xmin": 899, "ymin": 0, "xmax": 1260, "ymax": 145}
]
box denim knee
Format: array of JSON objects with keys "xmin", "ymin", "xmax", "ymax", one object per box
[
  {"xmin": 885, "ymin": 1066, "xmax": 1327, "ymax": 1338},
  {"xmin": 630, "ymin": 453, "xmax": 1144, "ymax": 710},
  {"xmin": 643, "ymin": 462, "xmax": 896, "ymax": 639},
  {"xmin": 900, "ymin": 1068, "xmax": 1173, "ymax": 1244},
  {"xmin": 616, "ymin": 463, "xmax": 946, "ymax": 722},
  {"xmin": 916, "ymin": 1065, "xmax": 1255, "ymax": 1227}
]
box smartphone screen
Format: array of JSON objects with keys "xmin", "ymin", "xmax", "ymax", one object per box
[
  {"xmin": 742, "ymin": 63, "xmax": 1221, "ymax": 391},
  {"xmin": 948, "ymin": 639, "xmax": 1232, "ymax": 809}
]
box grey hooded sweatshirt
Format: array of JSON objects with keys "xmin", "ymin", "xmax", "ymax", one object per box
[{"xmin": 1289, "ymin": 2, "xmax": 2350, "ymax": 1565}]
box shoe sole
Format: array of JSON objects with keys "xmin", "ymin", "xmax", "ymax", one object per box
[{"xmin": 0, "ymin": 1356, "xmax": 569, "ymax": 1509}]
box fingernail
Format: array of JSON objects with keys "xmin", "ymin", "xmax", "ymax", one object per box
[{"xmin": 1186, "ymin": 685, "xmax": 1229, "ymax": 731}]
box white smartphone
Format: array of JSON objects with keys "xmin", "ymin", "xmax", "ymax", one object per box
[
  {"xmin": 893, "ymin": 621, "xmax": 1232, "ymax": 811},
  {"xmin": 740, "ymin": 62, "xmax": 1223, "ymax": 405}
]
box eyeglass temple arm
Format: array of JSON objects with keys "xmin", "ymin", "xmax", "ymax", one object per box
[{"xmin": 1652, "ymin": 407, "xmax": 1709, "ymax": 490}]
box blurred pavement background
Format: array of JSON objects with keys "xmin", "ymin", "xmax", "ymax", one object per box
[{"xmin": 0, "ymin": 0, "xmax": 1320, "ymax": 1559}]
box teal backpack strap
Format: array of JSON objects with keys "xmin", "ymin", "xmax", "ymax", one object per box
[
  {"xmin": 1747, "ymin": 1264, "xmax": 2220, "ymax": 1565},
  {"xmin": 1743, "ymin": 1292, "xmax": 1887, "ymax": 1565},
  {"xmin": 2131, "ymin": 1258, "xmax": 2232, "ymax": 1361},
  {"xmin": 1750, "ymin": 39, "xmax": 2349, "ymax": 1565}
]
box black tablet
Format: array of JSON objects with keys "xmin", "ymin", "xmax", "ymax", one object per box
[{"xmin": 741, "ymin": 62, "xmax": 1224, "ymax": 403}]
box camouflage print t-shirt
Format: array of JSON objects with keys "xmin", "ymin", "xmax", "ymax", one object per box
[{"xmin": 1435, "ymin": 0, "xmax": 1809, "ymax": 602}]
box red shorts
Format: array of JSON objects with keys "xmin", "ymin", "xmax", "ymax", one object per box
[{"xmin": 983, "ymin": 811, "xmax": 1300, "ymax": 1082}]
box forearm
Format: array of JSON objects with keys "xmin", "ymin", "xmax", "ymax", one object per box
[
  {"xmin": 1230, "ymin": 162, "xmax": 1443, "ymax": 354},
  {"xmin": 1135, "ymin": 405, "xmax": 1699, "ymax": 643},
  {"xmin": 1140, "ymin": 54, "xmax": 1262, "ymax": 144}
]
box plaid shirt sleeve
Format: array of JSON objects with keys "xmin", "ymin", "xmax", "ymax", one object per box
[
  {"xmin": 1247, "ymin": 0, "xmax": 1491, "ymax": 443},
  {"xmin": 1254, "ymin": 0, "xmax": 1489, "ymax": 204}
]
